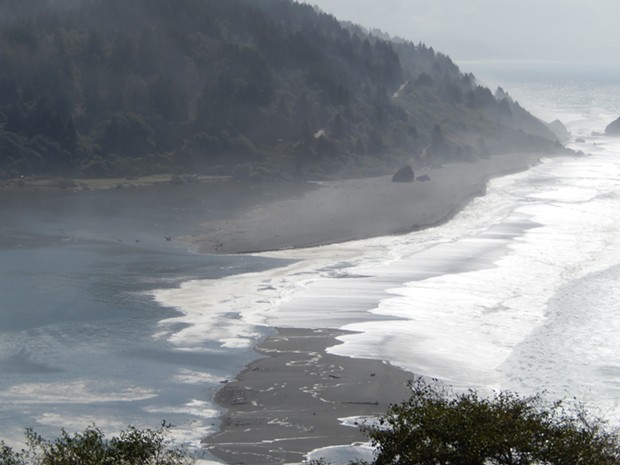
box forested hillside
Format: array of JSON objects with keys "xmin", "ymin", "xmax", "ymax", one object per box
[{"xmin": 0, "ymin": 0, "xmax": 563, "ymax": 180}]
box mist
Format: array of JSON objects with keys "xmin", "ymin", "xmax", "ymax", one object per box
[
  {"xmin": 305, "ymin": 0, "xmax": 620, "ymax": 72},
  {"xmin": 2, "ymin": 1, "xmax": 619, "ymax": 462}
]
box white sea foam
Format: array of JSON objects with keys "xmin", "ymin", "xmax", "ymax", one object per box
[
  {"xmin": 173, "ymin": 369, "xmax": 225, "ymax": 385},
  {"xmin": 149, "ymin": 80, "xmax": 620, "ymax": 458},
  {"xmin": 305, "ymin": 443, "xmax": 375, "ymax": 465},
  {"xmin": 330, "ymin": 152, "xmax": 620, "ymax": 391},
  {"xmin": 0, "ymin": 380, "xmax": 156, "ymax": 404},
  {"xmin": 153, "ymin": 142, "xmax": 620, "ymax": 421}
]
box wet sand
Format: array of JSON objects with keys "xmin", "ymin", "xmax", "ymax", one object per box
[
  {"xmin": 202, "ymin": 153, "xmax": 554, "ymax": 464},
  {"xmin": 186, "ymin": 154, "xmax": 544, "ymax": 254},
  {"xmin": 206, "ymin": 328, "xmax": 414, "ymax": 465}
]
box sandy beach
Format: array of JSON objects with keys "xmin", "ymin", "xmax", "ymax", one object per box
[
  {"xmin": 200, "ymin": 152, "xmax": 554, "ymax": 464},
  {"xmin": 186, "ymin": 153, "xmax": 544, "ymax": 255},
  {"xmin": 206, "ymin": 328, "xmax": 414, "ymax": 464}
]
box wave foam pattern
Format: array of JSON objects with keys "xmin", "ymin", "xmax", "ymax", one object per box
[{"xmin": 156, "ymin": 139, "xmax": 620, "ymax": 427}]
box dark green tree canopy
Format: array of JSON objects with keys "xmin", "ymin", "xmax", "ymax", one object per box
[
  {"xmin": 0, "ymin": 423, "xmax": 194, "ymax": 465},
  {"xmin": 0, "ymin": 0, "xmax": 561, "ymax": 181},
  {"xmin": 357, "ymin": 378, "xmax": 620, "ymax": 465}
]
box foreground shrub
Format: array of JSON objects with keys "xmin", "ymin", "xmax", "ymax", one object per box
[
  {"xmin": 0, "ymin": 422, "xmax": 193, "ymax": 465},
  {"xmin": 358, "ymin": 378, "xmax": 620, "ymax": 465}
]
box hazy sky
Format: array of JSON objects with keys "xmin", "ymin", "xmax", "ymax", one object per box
[{"xmin": 305, "ymin": 0, "xmax": 620, "ymax": 70}]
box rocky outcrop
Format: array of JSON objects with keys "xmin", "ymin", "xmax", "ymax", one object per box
[
  {"xmin": 392, "ymin": 165, "xmax": 414, "ymax": 183},
  {"xmin": 547, "ymin": 119, "xmax": 570, "ymax": 142},
  {"xmin": 605, "ymin": 116, "xmax": 620, "ymax": 136},
  {"xmin": 416, "ymin": 174, "xmax": 431, "ymax": 182}
]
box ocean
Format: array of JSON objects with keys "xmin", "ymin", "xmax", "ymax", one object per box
[{"xmin": 2, "ymin": 65, "xmax": 620, "ymax": 463}]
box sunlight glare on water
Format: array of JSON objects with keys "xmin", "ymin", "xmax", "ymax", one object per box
[{"xmin": 248, "ymin": 87, "xmax": 620, "ymax": 424}]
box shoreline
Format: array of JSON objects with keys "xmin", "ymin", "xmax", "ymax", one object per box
[
  {"xmin": 206, "ymin": 328, "xmax": 414, "ymax": 465},
  {"xmin": 202, "ymin": 151, "xmax": 566, "ymax": 464},
  {"xmin": 0, "ymin": 174, "xmax": 230, "ymax": 192},
  {"xmin": 185, "ymin": 153, "xmax": 549, "ymax": 255},
  {"xmin": 2, "ymin": 152, "xmax": 553, "ymax": 257}
]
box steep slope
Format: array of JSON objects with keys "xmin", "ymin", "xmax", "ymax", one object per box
[{"xmin": 0, "ymin": 0, "xmax": 564, "ymax": 180}]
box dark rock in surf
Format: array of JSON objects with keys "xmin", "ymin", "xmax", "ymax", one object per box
[
  {"xmin": 416, "ymin": 174, "xmax": 431, "ymax": 182},
  {"xmin": 392, "ymin": 165, "xmax": 415, "ymax": 183},
  {"xmin": 605, "ymin": 116, "xmax": 620, "ymax": 136}
]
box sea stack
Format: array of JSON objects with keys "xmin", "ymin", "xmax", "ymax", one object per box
[
  {"xmin": 605, "ymin": 116, "xmax": 620, "ymax": 136},
  {"xmin": 392, "ymin": 165, "xmax": 415, "ymax": 183}
]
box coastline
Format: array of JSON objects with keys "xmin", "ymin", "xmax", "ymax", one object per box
[
  {"xmin": 185, "ymin": 153, "xmax": 547, "ymax": 255},
  {"xmin": 1, "ymin": 150, "xmax": 571, "ymax": 461},
  {"xmin": 202, "ymin": 151, "xmax": 564, "ymax": 464},
  {"xmin": 0, "ymin": 174, "xmax": 230, "ymax": 192},
  {"xmin": 206, "ymin": 328, "xmax": 414, "ymax": 465}
]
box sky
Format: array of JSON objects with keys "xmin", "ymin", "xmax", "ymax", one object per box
[{"xmin": 304, "ymin": 0, "xmax": 620, "ymax": 75}]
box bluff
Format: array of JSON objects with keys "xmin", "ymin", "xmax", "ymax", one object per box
[{"xmin": 0, "ymin": 0, "xmax": 564, "ymax": 180}]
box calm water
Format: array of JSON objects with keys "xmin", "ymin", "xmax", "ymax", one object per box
[
  {"xmin": 2, "ymin": 66, "xmax": 620, "ymax": 465},
  {"xmin": 0, "ymin": 183, "xmax": 295, "ymax": 458}
]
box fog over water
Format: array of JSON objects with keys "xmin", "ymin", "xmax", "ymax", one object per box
[{"xmin": 306, "ymin": 0, "xmax": 620, "ymax": 69}]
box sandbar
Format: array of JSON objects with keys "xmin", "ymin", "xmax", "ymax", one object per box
[
  {"xmin": 206, "ymin": 328, "xmax": 414, "ymax": 465},
  {"xmin": 204, "ymin": 152, "xmax": 559, "ymax": 464},
  {"xmin": 186, "ymin": 153, "xmax": 545, "ymax": 254}
]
